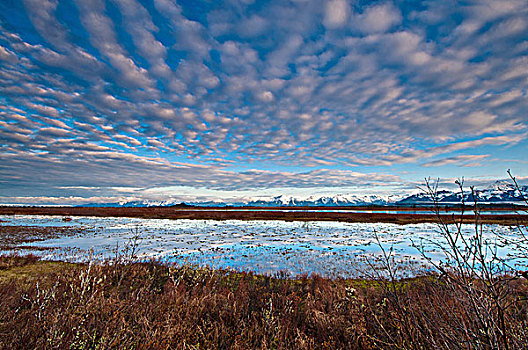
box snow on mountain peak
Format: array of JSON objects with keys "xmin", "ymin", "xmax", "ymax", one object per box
[
  {"xmin": 87, "ymin": 180, "xmax": 527, "ymax": 207},
  {"xmin": 486, "ymin": 180, "xmax": 516, "ymax": 192}
]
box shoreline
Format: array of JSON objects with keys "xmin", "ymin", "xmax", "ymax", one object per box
[{"xmin": 1, "ymin": 206, "xmax": 527, "ymax": 225}]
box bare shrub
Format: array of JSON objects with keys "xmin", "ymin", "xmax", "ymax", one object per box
[{"xmin": 407, "ymin": 175, "xmax": 527, "ymax": 349}]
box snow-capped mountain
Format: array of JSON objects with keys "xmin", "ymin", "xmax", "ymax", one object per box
[
  {"xmin": 81, "ymin": 181, "xmax": 527, "ymax": 207},
  {"xmin": 82, "ymin": 200, "xmax": 194, "ymax": 208},
  {"xmin": 81, "ymin": 194, "xmax": 400, "ymax": 207},
  {"xmin": 243, "ymin": 194, "xmax": 407, "ymax": 207},
  {"xmin": 398, "ymin": 181, "xmax": 528, "ymax": 204}
]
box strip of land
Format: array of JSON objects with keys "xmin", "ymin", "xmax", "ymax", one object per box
[{"xmin": 1, "ymin": 206, "xmax": 527, "ymax": 225}]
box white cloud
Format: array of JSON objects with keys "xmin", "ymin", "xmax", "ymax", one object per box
[
  {"xmin": 74, "ymin": 0, "xmax": 154, "ymax": 89},
  {"xmin": 356, "ymin": 3, "xmax": 402, "ymax": 34},
  {"xmin": 422, "ymin": 154, "xmax": 489, "ymax": 167},
  {"xmin": 0, "ymin": 45, "xmax": 18, "ymax": 64},
  {"xmin": 238, "ymin": 15, "xmax": 268, "ymax": 37},
  {"xmin": 324, "ymin": 0, "xmax": 350, "ymax": 29},
  {"xmin": 111, "ymin": 0, "xmax": 173, "ymax": 80},
  {"xmin": 256, "ymin": 91, "xmax": 274, "ymax": 102}
]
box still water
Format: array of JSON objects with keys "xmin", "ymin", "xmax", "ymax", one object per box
[{"xmin": 1, "ymin": 215, "xmax": 525, "ymax": 277}]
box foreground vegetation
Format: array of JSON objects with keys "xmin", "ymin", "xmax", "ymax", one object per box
[{"xmin": 0, "ymin": 254, "xmax": 526, "ymax": 350}]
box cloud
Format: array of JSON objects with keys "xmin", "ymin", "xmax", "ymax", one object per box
[
  {"xmin": 21, "ymin": 0, "xmax": 104, "ymax": 78},
  {"xmin": 0, "ymin": 0, "xmax": 527, "ymax": 203},
  {"xmin": 255, "ymin": 90, "xmax": 274, "ymax": 103},
  {"xmin": 355, "ymin": 3, "xmax": 402, "ymax": 34},
  {"xmin": 154, "ymin": 0, "xmax": 212, "ymax": 58},
  {"xmin": 0, "ymin": 144, "xmax": 403, "ymax": 201},
  {"xmin": 379, "ymin": 134, "xmax": 527, "ymax": 166},
  {"xmin": 324, "ymin": 0, "xmax": 350, "ymax": 29},
  {"xmin": 74, "ymin": 0, "xmax": 154, "ymax": 89},
  {"xmin": 111, "ymin": 0, "xmax": 172, "ymax": 79},
  {"xmin": 238, "ymin": 15, "xmax": 269, "ymax": 38},
  {"xmin": 0, "ymin": 45, "xmax": 18, "ymax": 64},
  {"xmin": 422, "ymin": 155, "xmax": 490, "ymax": 168}
]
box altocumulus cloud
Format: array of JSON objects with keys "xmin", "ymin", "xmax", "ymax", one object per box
[{"xmin": 0, "ymin": 0, "xmax": 527, "ymax": 204}]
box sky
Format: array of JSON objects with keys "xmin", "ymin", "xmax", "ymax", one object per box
[{"xmin": 0, "ymin": 0, "xmax": 527, "ymax": 205}]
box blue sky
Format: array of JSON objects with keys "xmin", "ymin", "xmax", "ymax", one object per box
[{"xmin": 0, "ymin": 0, "xmax": 527, "ymax": 205}]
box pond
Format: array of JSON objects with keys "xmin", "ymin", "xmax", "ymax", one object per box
[{"xmin": 1, "ymin": 215, "xmax": 525, "ymax": 278}]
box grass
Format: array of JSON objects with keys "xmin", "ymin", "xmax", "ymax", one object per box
[
  {"xmin": 0, "ymin": 254, "xmax": 527, "ymax": 349},
  {"xmin": 1, "ymin": 206, "xmax": 526, "ymax": 225},
  {"xmin": 0, "ymin": 225, "xmax": 83, "ymax": 250}
]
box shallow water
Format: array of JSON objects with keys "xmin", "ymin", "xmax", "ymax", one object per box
[
  {"xmin": 177, "ymin": 208, "xmax": 528, "ymax": 215},
  {"xmin": 1, "ymin": 215, "xmax": 525, "ymax": 277}
]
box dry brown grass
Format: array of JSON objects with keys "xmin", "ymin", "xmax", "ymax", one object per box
[
  {"xmin": 1, "ymin": 206, "xmax": 526, "ymax": 225},
  {"xmin": 0, "ymin": 255, "xmax": 527, "ymax": 350}
]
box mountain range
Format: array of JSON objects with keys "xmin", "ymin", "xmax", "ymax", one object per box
[
  {"xmin": 398, "ymin": 181, "xmax": 528, "ymax": 205},
  {"xmin": 82, "ymin": 181, "xmax": 528, "ymax": 207}
]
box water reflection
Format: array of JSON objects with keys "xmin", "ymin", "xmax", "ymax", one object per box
[{"xmin": 1, "ymin": 215, "xmax": 525, "ymax": 277}]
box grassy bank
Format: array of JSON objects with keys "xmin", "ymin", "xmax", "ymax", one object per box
[
  {"xmin": 1, "ymin": 255, "xmax": 527, "ymax": 349},
  {"xmin": 2, "ymin": 206, "xmax": 527, "ymax": 225}
]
